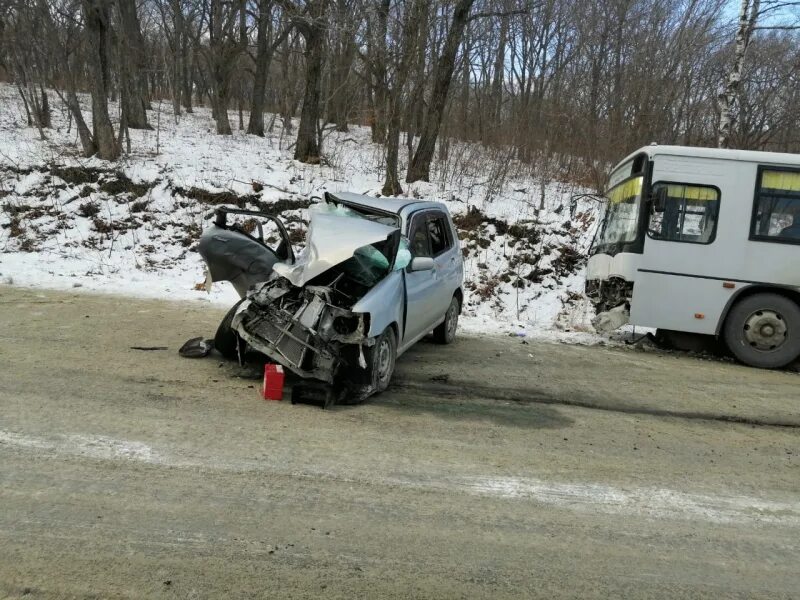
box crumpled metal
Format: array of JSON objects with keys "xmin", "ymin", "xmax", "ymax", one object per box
[{"xmin": 273, "ymin": 203, "xmax": 400, "ymax": 287}]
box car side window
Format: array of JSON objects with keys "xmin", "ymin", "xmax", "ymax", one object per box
[
  {"xmin": 409, "ymin": 218, "xmax": 431, "ymax": 257},
  {"xmin": 427, "ymin": 215, "xmax": 451, "ymax": 256}
]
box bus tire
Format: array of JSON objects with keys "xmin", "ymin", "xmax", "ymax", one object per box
[{"xmin": 723, "ymin": 293, "xmax": 800, "ymax": 369}]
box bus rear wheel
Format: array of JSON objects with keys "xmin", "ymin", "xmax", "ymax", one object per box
[{"xmin": 723, "ymin": 293, "xmax": 800, "ymax": 369}]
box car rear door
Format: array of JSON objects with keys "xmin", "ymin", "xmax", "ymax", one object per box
[
  {"xmin": 403, "ymin": 210, "xmax": 459, "ymax": 344},
  {"xmin": 426, "ymin": 211, "xmax": 460, "ymax": 314}
]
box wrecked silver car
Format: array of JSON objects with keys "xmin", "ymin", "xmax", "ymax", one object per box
[{"xmin": 199, "ymin": 192, "xmax": 464, "ymax": 402}]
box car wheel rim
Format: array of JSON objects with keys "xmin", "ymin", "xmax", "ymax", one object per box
[
  {"xmin": 446, "ymin": 303, "xmax": 458, "ymax": 339},
  {"xmin": 377, "ymin": 338, "xmax": 393, "ymax": 385},
  {"xmin": 743, "ymin": 309, "xmax": 788, "ymax": 351}
]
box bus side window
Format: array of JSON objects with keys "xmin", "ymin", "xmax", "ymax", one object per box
[
  {"xmin": 751, "ymin": 168, "xmax": 800, "ymax": 242},
  {"xmin": 648, "ymin": 183, "xmax": 720, "ymax": 244}
]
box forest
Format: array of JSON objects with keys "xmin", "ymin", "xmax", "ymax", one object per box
[{"xmin": 1, "ymin": 0, "xmax": 799, "ymax": 194}]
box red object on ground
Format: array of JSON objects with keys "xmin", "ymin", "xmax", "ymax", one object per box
[{"xmin": 263, "ymin": 364, "xmax": 285, "ymax": 400}]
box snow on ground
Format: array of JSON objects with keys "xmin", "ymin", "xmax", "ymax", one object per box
[{"xmin": 0, "ymin": 83, "xmax": 607, "ymax": 343}]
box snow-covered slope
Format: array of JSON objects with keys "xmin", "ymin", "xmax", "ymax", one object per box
[{"xmin": 0, "ymin": 84, "xmax": 602, "ymax": 340}]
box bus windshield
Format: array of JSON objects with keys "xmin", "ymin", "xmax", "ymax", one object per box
[{"xmin": 593, "ymin": 175, "xmax": 644, "ymax": 253}]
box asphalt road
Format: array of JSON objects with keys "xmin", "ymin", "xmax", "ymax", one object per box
[{"xmin": 1, "ymin": 286, "xmax": 799, "ymax": 599}]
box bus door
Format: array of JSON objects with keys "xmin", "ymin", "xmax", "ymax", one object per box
[{"xmin": 629, "ymin": 161, "xmax": 726, "ymax": 334}]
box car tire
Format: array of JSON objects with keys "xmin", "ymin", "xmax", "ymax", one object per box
[
  {"xmin": 723, "ymin": 293, "xmax": 800, "ymax": 369},
  {"xmin": 215, "ymin": 300, "xmax": 244, "ymax": 360},
  {"xmin": 368, "ymin": 326, "xmax": 397, "ymax": 395},
  {"xmin": 433, "ymin": 296, "xmax": 460, "ymax": 344}
]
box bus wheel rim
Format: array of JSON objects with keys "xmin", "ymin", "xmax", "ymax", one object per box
[{"xmin": 743, "ymin": 309, "xmax": 788, "ymax": 351}]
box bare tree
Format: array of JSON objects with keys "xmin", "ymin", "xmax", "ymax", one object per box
[
  {"xmin": 116, "ymin": 0, "xmax": 150, "ymax": 128},
  {"xmin": 248, "ymin": 1, "xmax": 291, "ymax": 136},
  {"xmin": 382, "ymin": 0, "xmax": 426, "ymax": 196},
  {"xmin": 203, "ymin": 0, "xmax": 247, "ymax": 134},
  {"xmin": 362, "ymin": 0, "xmax": 389, "ymax": 144},
  {"xmin": 282, "ymin": 0, "xmax": 329, "ymax": 163},
  {"xmin": 82, "ymin": 0, "xmax": 119, "ymax": 159},
  {"xmin": 718, "ymin": 0, "xmax": 761, "ymax": 148},
  {"xmin": 406, "ymin": 0, "xmax": 476, "ymax": 183}
]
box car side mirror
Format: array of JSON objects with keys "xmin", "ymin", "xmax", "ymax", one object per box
[
  {"xmin": 409, "ymin": 257, "xmax": 434, "ymax": 272},
  {"xmin": 652, "ymin": 187, "xmax": 667, "ymax": 212}
]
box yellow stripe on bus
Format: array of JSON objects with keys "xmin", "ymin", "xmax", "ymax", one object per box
[
  {"xmin": 608, "ymin": 176, "xmax": 643, "ymax": 203},
  {"xmin": 665, "ymin": 185, "xmax": 718, "ymax": 201},
  {"xmin": 762, "ymin": 170, "xmax": 800, "ymax": 192}
]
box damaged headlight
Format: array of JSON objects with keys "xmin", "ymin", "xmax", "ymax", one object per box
[{"xmin": 333, "ymin": 315, "xmax": 360, "ymax": 335}]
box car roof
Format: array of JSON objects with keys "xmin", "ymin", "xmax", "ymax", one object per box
[{"xmin": 325, "ymin": 191, "xmax": 447, "ymax": 218}]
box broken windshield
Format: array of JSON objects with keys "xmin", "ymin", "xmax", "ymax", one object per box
[
  {"xmin": 593, "ymin": 175, "xmax": 644, "ymax": 253},
  {"xmin": 273, "ymin": 202, "xmax": 401, "ymax": 287}
]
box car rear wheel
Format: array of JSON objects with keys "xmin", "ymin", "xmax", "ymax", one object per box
[
  {"xmin": 723, "ymin": 293, "xmax": 800, "ymax": 369},
  {"xmin": 215, "ymin": 300, "xmax": 244, "ymax": 360},
  {"xmin": 433, "ymin": 296, "xmax": 460, "ymax": 344}
]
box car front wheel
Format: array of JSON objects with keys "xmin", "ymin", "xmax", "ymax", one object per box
[
  {"xmin": 369, "ymin": 327, "xmax": 397, "ymax": 393},
  {"xmin": 215, "ymin": 299, "xmax": 244, "ymax": 359}
]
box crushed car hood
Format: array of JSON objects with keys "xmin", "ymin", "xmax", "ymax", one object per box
[{"xmin": 273, "ymin": 207, "xmax": 400, "ymax": 287}]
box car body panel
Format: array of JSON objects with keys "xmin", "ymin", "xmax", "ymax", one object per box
[
  {"xmin": 351, "ymin": 270, "xmax": 405, "ymax": 340},
  {"xmin": 198, "ymin": 209, "xmax": 294, "ymax": 298}
]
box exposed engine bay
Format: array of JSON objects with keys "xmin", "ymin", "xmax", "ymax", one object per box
[
  {"xmin": 585, "ymin": 277, "xmax": 634, "ymax": 314},
  {"xmin": 229, "ymin": 202, "xmax": 411, "ymax": 401},
  {"xmin": 586, "ymin": 277, "xmax": 634, "ymax": 333}
]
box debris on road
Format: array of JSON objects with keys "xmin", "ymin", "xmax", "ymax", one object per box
[
  {"xmin": 178, "ymin": 337, "xmax": 214, "ymax": 358},
  {"xmin": 262, "ymin": 364, "xmax": 285, "ymax": 401},
  {"xmin": 291, "ymin": 381, "xmax": 336, "ymax": 409}
]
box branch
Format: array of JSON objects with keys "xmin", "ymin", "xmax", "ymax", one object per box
[{"xmin": 466, "ymin": 8, "xmax": 528, "ymax": 23}]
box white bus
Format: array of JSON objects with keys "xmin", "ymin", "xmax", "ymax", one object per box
[{"xmin": 586, "ymin": 144, "xmax": 800, "ymax": 369}]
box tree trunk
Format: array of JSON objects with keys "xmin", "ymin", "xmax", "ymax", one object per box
[
  {"xmin": 213, "ymin": 89, "xmax": 232, "ymax": 134},
  {"xmin": 82, "ymin": 0, "xmax": 119, "ymax": 160},
  {"xmin": 280, "ymin": 35, "xmax": 294, "ymax": 133},
  {"xmin": 26, "ymin": 80, "xmax": 47, "ymax": 139},
  {"xmin": 382, "ymin": 0, "xmax": 425, "ymax": 196},
  {"xmin": 459, "ymin": 31, "xmax": 471, "ymax": 134},
  {"xmin": 38, "ymin": 86, "xmax": 51, "ymax": 128},
  {"xmin": 491, "ymin": 11, "xmax": 508, "ymax": 126},
  {"xmin": 294, "ymin": 4, "xmax": 326, "ymax": 163},
  {"xmin": 383, "ymin": 116, "xmax": 403, "ymax": 196},
  {"xmin": 207, "ymin": 0, "xmax": 235, "ymax": 135},
  {"xmin": 182, "ymin": 41, "xmax": 194, "ymax": 112},
  {"xmin": 718, "ymin": 0, "xmax": 760, "ymax": 149},
  {"xmin": 171, "ymin": 0, "xmax": 183, "ymax": 117},
  {"xmin": 62, "ymin": 89, "xmax": 97, "ymax": 156},
  {"xmin": 327, "ymin": 0, "xmax": 356, "ymax": 132},
  {"xmin": 117, "ymin": 0, "xmax": 150, "ymax": 128},
  {"xmin": 406, "ymin": 0, "xmax": 475, "ymax": 183},
  {"xmin": 405, "ymin": 1, "xmax": 429, "ymax": 157},
  {"xmin": 16, "ymin": 84, "xmax": 33, "ymax": 126},
  {"xmin": 248, "ymin": 0, "xmax": 274, "ymax": 136},
  {"xmin": 368, "ymin": 0, "xmax": 390, "ymax": 144}
]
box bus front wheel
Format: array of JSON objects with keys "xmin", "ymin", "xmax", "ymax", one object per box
[{"xmin": 723, "ymin": 293, "xmax": 800, "ymax": 369}]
